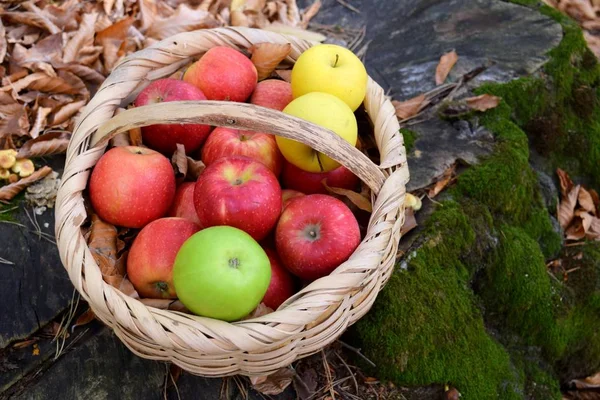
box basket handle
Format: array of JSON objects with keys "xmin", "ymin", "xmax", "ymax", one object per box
[{"xmin": 91, "ymin": 101, "xmax": 387, "ymax": 194}]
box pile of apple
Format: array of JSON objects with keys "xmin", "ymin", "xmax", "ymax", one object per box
[{"xmin": 88, "ymin": 43, "xmax": 369, "ymax": 322}]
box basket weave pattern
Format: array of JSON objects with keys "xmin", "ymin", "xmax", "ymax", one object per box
[{"xmin": 55, "ymin": 27, "xmax": 409, "ymax": 376}]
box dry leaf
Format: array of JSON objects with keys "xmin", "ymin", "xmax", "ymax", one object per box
[
  {"xmin": 435, "ymin": 50, "xmax": 458, "ymax": 85},
  {"xmin": 392, "ymin": 94, "xmax": 426, "ymax": 120},
  {"xmin": 52, "ymin": 100, "xmax": 86, "ymax": 126},
  {"xmin": 55, "ymin": 63, "xmax": 106, "ymax": 85},
  {"xmin": 96, "ymin": 17, "xmax": 134, "ymax": 72},
  {"xmin": 186, "ymin": 157, "xmax": 206, "ymax": 180},
  {"xmin": 301, "ymin": 0, "xmax": 321, "ymax": 28},
  {"xmin": 17, "ymin": 131, "xmax": 71, "ymax": 158},
  {"xmin": 71, "ymin": 308, "xmax": 96, "ymax": 330},
  {"xmin": 590, "ymin": 189, "xmax": 600, "ymax": 215},
  {"xmin": 275, "ymin": 69, "xmax": 292, "ymax": 82},
  {"xmin": 22, "ymin": 1, "xmax": 61, "ymax": 34},
  {"xmin": 12, "ymin": 33, "xmax": 62, "ymax": 71},
  {"xmin": 129, "ymin": 127, "xmax": 143, "ymax": 146},
  {"xmin": 172, "ymin": 144, "xmax": 188, "ymax": 177},
  {"xmin": 465, "ymin": 94, "xmax": 501, "ymax": 112},
  {"xmin": 578, "ymin": 187, "xmax": 596, "ymax": 215},
  {"xmin": 586, "ymin": 215, "xmax": 600, "ymax": 240},
  {"xmin": 558, "ymin": 185, "xmax": 581, "ymax": 230},
  {"xmin": 565, "ymin": 214, "xmax": 587, "ymax": 241},
  {"xmin": 138, "ymin": 0, "xmax": 158, "ymax": 32},
  {"xmin": 428, "ymin": 163, "xmax": 456, "ymax": 198},
  {"xmin": 251, "ymin": 366, "xmax": 295, "ymax": 395},
  {"xmin": 0, "ymin": 19, "xmax": 7, "ymax": 65},
  {"xmin": 139, "ymin": 298, "xmax": 188, "ymax": 312},
  {"xmin": 2, "ymin": 11, "xmax": 59, "ymax": 34},
  {"xmin": 557, "ymin": 168, "xmax": 574, "ymax": 198},
  {"xmin": 243, "ymin": 302, "xmax": 274, "ymax": 319},
  {"xmin": 104, "ymin": 275, "xmax": 139, "ymax": 297},
  {"xmin": 146, "ymin": 5, "xmax": 220, "ymax": 40},
  {"xmin": 571, "ymin": 371, "xmax": 600, "ymax": 389},
  {"xmin": 0, "ymin": 165, "xmax": 52, "ymax": 201},
  {"xmin": 43, "ymin": 2, "xmax": 79, "ymax": 31},
  {"xmin": 251, "ymin": 42, "xmax": 292, "ymax": 81},
  {"xmin": 0, "ymin": 103, "xmax": 31, "ymax": 138},
  {"xmin": 32, "ymin": 343, "xmax": 40, "ymax": 356},
  {"xmin": 401, "ymin": 208, "xmax": 417, "ymax": 235},
  {"xmin": 88, "ymin": 213, "xmax": 118, "ymax": 277},
  {"xmin": 29, "ymin": 107, "xmax": 52, "ymax": 139},
  {"xmin": 21, "ymin": 71, "xmax": 84, "ymax": 95},
  {"xmin": 62, "ymin": 12, "xmax": 98, "ymax": 64},
  {"xmin": 323, "ymin": 181, "xmax": 372, "ymax": 212},
  {"xmin": 13, "ymin": 338, "xmax": 38, "ymax": 349}
]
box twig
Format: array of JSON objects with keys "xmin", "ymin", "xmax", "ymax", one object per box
[
  {"xmin": 0, "ymin": 256, "xmax": 14, "ymax": 265},
  {"xmin": 322, "ymin": 349, "xmax": 336, "ymax": 399},
  {"xmin": 336, "ymin": 0, "xmax": 361, "ymax": 13},
  {"xmin": 566, "ymin": 241, "xmax": 587, "ymax": 247},
  {"xmin": 0, "ymin": 206, "xmax": 18, "ymax": 214},
  {"xmin": 338, "ymin": 340, "xmax": 376, "ymax": 368},
  {"xmin": 335, "ymin": 351, "xmax": 359, "ymax": 396}
]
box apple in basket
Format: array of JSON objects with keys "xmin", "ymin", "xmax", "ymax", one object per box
[
  {"xmin": 167, "ymin": 182, "xmax": 202, "ymax": 227},
  {"xmin": 291, "ymin": 44, "xmax": 368, "ymax": 112},
  {"xmin": 261, "ymin": 248, "xmax": 296, "ymax": 310},
  {"xmin": 250, "ymin": 79, "xmax": 294, "ymax": 111},
  {"xmin": 89, "ymin": 146, "xmax": 176, "ymax": 229},
  {"xmin": 173, "ymin": 226, "xmax": 271, "ymax": 321},
  {"xmin": 201, "ymin": 127, "xmax": 284, "ymax": 176},
  {"xmin": 194, "ymin": 156, "xmax": 282, "ymax": 241},
  {"xmin": 281, "ymin": 160, "xmax": 359, "ymax": 195},
  {"xmin": 127, "ymin": 218, "xmax": 200, "ymax": 299},
  {"xmin": 183, "ymin": 46, "xmax": 258, "ymax": 102},
  {"xmin": 134, "ymin": 78, "xmax": 211, "ymax": 155},
  {"xmin": 277, "ymin": 92, "xmax": 357, "ymax": 173},
  {"xmin": 276, "ymin": 194, "xmax": 361, "ymax": 281},
  {"xmin": 281, "ymin": 189, "xmax": 305, "ymax": 210}
]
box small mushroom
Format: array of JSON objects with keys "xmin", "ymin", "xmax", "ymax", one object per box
[
  {"xmin": 0, "ymin": 149, "xmax": 17, "ymax": 169},
  {"xmin": 404, "ymin": 193, "xmax": 422, "ymax": 211},
  {"xmin": 8, "ymin": 173, "xmax": 19, "ymax": 183},
  {"xmin": 0, "ymin": 169, "xmax": 10, "ymax": 180},
  {"xmin": 11, "ymin": 159, "xmax": 35, "ymax": 178}
]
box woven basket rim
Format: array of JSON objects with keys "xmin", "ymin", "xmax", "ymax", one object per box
[{"xmin": 55, "ymin": 26, "xmax": 409, "ymax": 376}]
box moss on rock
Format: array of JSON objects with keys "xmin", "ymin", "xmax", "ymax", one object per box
[{"xmin": 400, "ymin": 128, "xmax": 418, "ymax": 153}]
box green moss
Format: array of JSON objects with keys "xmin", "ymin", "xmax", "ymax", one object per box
[
  {"xmin": 400, "ymin": 128, "xmax": 417, "ymax": 153},
  {"xmin": 522, "ymin": 205, "xmax": 562, "ymax": 259}
]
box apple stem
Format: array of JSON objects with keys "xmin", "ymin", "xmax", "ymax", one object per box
[
  {"xmin": 316, "ymin": 152, "xmax": 325, "ymax": 172},
  {"xmin": 333, "ymin": 54, "xmax": 339, "ymax": 68}
]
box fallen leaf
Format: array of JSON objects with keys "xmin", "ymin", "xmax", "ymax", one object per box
[
  {"xmin": 186, "ymin": 157, "xmax": 206, "ymax": 180},
  {"xmin": 250, "ymin": 42, "xmax": 292, "ymax": 81},
  {"xmin": 63, "ymin": 12, "xmax": 98, "ymax": 64},
  {"xmin": 465, "ymin": 94, "xmax": 501, "ymax": 112},
  {"xmin": 392, "ymin": 94, "xmax": 426, "ymax": 120},
  {"xmin": 1, "ymin": 11, "xmax": 60, "ymax": 34},
  {"xmin": 88, "ymin": 213, "xmax": 118, "ymax": 277},
  {"xmin": 586, "ymin": 215, "xmax": 600, "ymax": 240},
  {"xmin": 55, "ymin": 63, "xmax": 106, "ymax": 85},
  {"xmin": 435, "ymin": 50, "xmax": 458, "ymax": 85},
  {"xmin": 364, "ymin": 377, "xmax": 379, "ymax": 383},
  {"xmin": 428, "ymin": 163, "xmax": 456, "ymax": 198},
  {"xmin": 558, "ymin": 185, "xmax": 581, "ymax": 230},
  {"xmin": 17, "ymin": 131, "xmax": 71, "ymax": 158},
  {"xmin": 401, "ymin": 208, "xmax": 417, "ymax": 235},
  {"xmin": 43, "ymin": 1, "xmax": 79, "ymax": 31},
  {"xmin": 22, "ymin": 1, "xmax": 61, "ymax": 34},
  {"xmin": 590, "ymin": 189, "xmax": 600, "ymax": 215},
  {"xmin": 0, "ymin": 103, "xmax": 31, "ymax": 139},
  {"xmin": 129, "ymin": 127, "xmax": 143, "ymax": 146},
  {"xmin": 32, "ymin": 343, "xmax": 40, "ymax": 356},
  {"xmin": 275, "ymin": 69, "xmax": 292, "ymax": 82},
  {"xmin": 51, "ymin": 100, "xmax": 87, "ymax": 126},
  {"xmin": 0, "ymin": 165, "xmax": 52, "ymax": 201},
  {"xmin": 251, "ymin": 366, "xmax": 295, "ymax": 395},
  {"xmin": 146, "ymin": 5, "xmax": 220, "ymax": 40},
  {"xmin": 323, "ymin": 181, "xmax": 372, "ymax": 212},
  {"xmin": 557, "ymin": 168, "xmax": 574, "ymax": 198},
  {"xmin": 104, "ymin": 275, "xmax": 139, "ymax": 297},
  {"xmin": 138, "ymin": 0, "xmax": 158, "ymax": 32},
  {"xmin": 71, "ymin": 308, "xmax": 96, "ymax": 331},
  {"xmin": 167, "ymin": 364, "xmax": 183, "ymax": 388},
  {"xmin": 445, "ymin": 387, "xmax": 461, "ymax": 400},
  {"xmin": 243, "ymin": 303, "xmax": 274, "ymax": 319},
  {"xmin": 565, "ymin": 214, "xmax": 587, "ymax": 241},
  {"xmin": 96, "ymin": 17, "xmax": 134, "ymax": 72},
  {"xmin": 172, "ymin": 144, "xmax": 188, "ymax": 177},
  {"xmin": 139, "ymin": 298, "xmax": 188, "ymax": 312},
  {"xmin": 578, "ymin": 187, "xmax": 596, "ymax": 215},
  {"xmin": 11, "ymin": 33, "xmax": 62, "ymax": 71},
  {"xmin": 29, "ymin": 107, "xmax": 52, "ymax": 139},
  {"xmin": 13, "ymin": 338, "xmax": 38, "ymax": 349},
  {"xmin": 0, "ymin": 19, "xmax": 6, "ymax": 64},
  {"xmin": 570, "ymin": 371, "xmax": 600, "ymax": 389}
]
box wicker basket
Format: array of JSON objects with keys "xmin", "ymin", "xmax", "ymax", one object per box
[{"xmin": 55, "ymin": 26, "xmax": 409, "ymax": 377}]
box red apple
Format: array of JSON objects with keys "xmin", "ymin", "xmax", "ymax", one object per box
[
  {"xmin": 261, "ymin": 248, "xmax": 295, "ymax": 309},
  {"xmin": 127, "ymin": 217, "xmax": 200, "ymax": 298},
  {"xmin": 250, "ymin": 79, "xmax": 293, "ymax": 111},
  {"xmin": 275, "ymin": 194, "xmax": 361, "ymax": 280},
  {"xmin": 194, "ymin": 156, "xmax": 282, "ymax": 241},
  {"xmin": 282, "ymin": 189, "xmax": 304, "ymax": 210},
  {"xmin": 201, "ymin": 127, "xmax": 283, "ymax": 176},
  {"xmin": 134, "ymin": 78, "xmax": 211, "ymax": 155},
  {"xmin": 183, "ymin": 46, "xmax": 257, "ymax": 102},
  {"xmin": 168, "ymin": 182, "xmax": 202, "ymax": 227},
  {"xmin": 89, "ymin": 146, "xmax": 176, "ymax": 228},
  {"xmin": 282, "ymin": 161, "xmax": 359, "ymax": 194}
]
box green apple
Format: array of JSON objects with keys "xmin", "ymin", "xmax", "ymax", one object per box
[{"xmin": 172, "ymin": 226, "xmax": 271, "ymax": 321}]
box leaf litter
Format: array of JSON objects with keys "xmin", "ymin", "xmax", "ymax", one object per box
[{"xmin": 555, "ymin": 168, "xmax": 600, "ymax": 241}]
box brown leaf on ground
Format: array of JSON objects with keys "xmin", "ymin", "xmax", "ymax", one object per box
[
  {"xmin": 401, "ymin": 208, "xmax": 417, "ymax": 235},
  {"xmin": 323, "ymin": 181, "xmax": 372, "ymax": 212},
  {"xmin": 570, "ymin": 371, "xmax": 600, "ymax": 389},
  {"xmin": 1, "ymin": 10, "xmax": 60, "ymax": 34},
  {"xmin": 275, "ymin": 69, "xmax": 292, "ymax": 82},
  {"xmin": 565, "ymin": 214, "xmax": 587, "ymax": 241},
  {"xmin": 243, "ymin": 302, "xmax": 274, "ymax": 319},
  {"xmin": 465, "ymin": 94, "xmax": 501, "ymax": 112},
  {"xmin": 586, "ymin": 215, "xmax": 600, "ymax": 240},
  {"xmin": 392, "ymin": 94, "xmax": 427, "ymax": 120},
  {"xmin": 146, "ymin": 5, "xmax": 220, "ymax": 40},
  {"xmin": 104, "ymin": 275, "xmax": 139, "ymax": 298},
  {"xmin": 0, "ymin": 103, "xmax": 31, "ymax": 138},
  {"xmin": 18, "ymin": 71, "xmax": 85, "ymax": 95},
  {"xmin": 558, "ymin": 185, "xmax": 581, "ymax": 230},
  {"xmin": 17, "ymin": 131, "xmax": 71, "ymax": 158},
  {"xmin": 63, "ymin": 13, "xmax": 98, "ymax": 64},
  {"xmin": 12, "ymin": 338, "xmax": 38, "ymax": 349},
  {"xmin": 186, "ymin": 157, "xmax": 206, "ymax": 180},
  {"xmin": 172, "ymin": 144, "xmax": 188, "ymax": 177},
  {"xmin": 0, "ymin": 165, "xmax": 52, "ymax": 201},
  {"xmin": 435, "ymin": 50, "xmax": 458, "ymax": 85},
  {"xmin": 28, "ymin": 107, "xmax": 52, "ymax": 139},
  {"xmin": 138, "ymin": 0, "xmax": 158, "ymax": 32},
  {"xmin": 0, "ymin": 19, "xmax": 7, "ymax": 65},
  {"xmin": 428, "ymin": 163, "xmax": 457, "ymax": 198},
  {"xmin": 72, "ymin": 308, "xmax": 96, "ymax": 330},
  {"xmin": 129, "ymin": 127, "xmax": 143, "ymax": 146},
  {"xmin": 557, "ymin": 168, "xmax": 574, "ymax": 198},
  {"xmin": 578, "ymin": 187, "xmax": 597, "ymax": 215},
  {"xmin": 43, "ymin": 1, "xmax": 79, "ymax": 31},
  {"xmin": 52, "ymin": 100, "xmax": 87, "ymax": 126},
  {"xmin": 55, "ymin": 63, "xmax": 106, "ymax": 85},
  {"xmin": 11, "ymin": 33, "xmax": 62, "ymax": 71},
  {"xmin": 250, "ymin": 366, "xmax": 295, "ymax": 395},
  {"xmin": 139, "ymin": 298, "xmax": 188, "ymax": 312},
  {"xmin": 88, "ymin": 213, "xmax": 119, "ymax": 277},
  {"xmin": 95, "ymin": 17, "xmax": 134, "ymax": 72},
  {"xmin": 590, "ymin": 189, "xmax": 600, "ymax": 215},
  {"xmin": 251, "ymin": 42, "xmax": 292, "ymax": 81}
]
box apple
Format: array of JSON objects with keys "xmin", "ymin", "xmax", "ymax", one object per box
[
  {"xmin": 127, "ymin": 218, "xmax": 200, "ymax": 299},
  {"xmin": 275, "ymin": 194, "xmax": 361, "ymax": 280},
  {"xmin": 134, "ymin": 78, "xmax": 211, "ymax": 155},
  {"xmin": 277, "ymin": 92, "xmax": 357, "ymax": 173},
  {"xmin": 89, "ymin": 146, "xmax": 176, "ymax": 228},
  {"xmin": 261, "ymin": 248, "xmax": 295, "ymax": 309},
  {"xmin": 282, "ymin": 189, "xmax": 304, "ymax": 209},
  {"xmin": 183, "ymin": 46, "xmax": 257, "ymax": 102},
  {"xmin": 173, "ymin": 226, "xmax": 271, "ymax": 321},
  {"xmin": 282, "ymin": 161, "xmax": 359, "ymax": 194},
  {"xmin": 167, "ymin": 182, "xmax": 202, "ymax": 226},
  {"xmin": 250, "ymin": 79, "xmax": 293, "ymax": 111},
  {"xmin": 201, "ymin": 127, "xmax": 283, "ymax": 176},
  {"xmin": 291, "ymin": 44, "xmax": 368, "ymax": 111},
  {"xmin": 194, "ymin": 156, "xmax": 282, "ymax": 241}
]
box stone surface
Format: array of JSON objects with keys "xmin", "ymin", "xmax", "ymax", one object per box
[{"xmin": 0, "ymin": 156, "xmax": 72, "ymax": 349}]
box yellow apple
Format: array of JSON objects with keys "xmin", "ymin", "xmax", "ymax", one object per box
[
  {"xmin": 277, "ymin": 92, "xmax": 357, "ymax": 173},
  {"xmin": 291, "ymin": 44, "xmax": 368, "ymax": 111}
]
